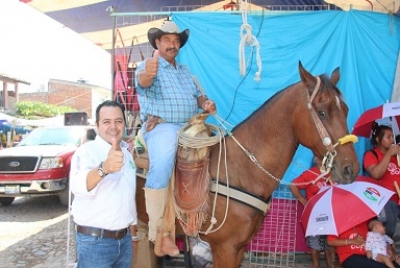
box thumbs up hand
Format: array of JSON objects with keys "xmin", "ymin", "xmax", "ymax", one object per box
[
  {"xmin": 103, "ymin": 138, "xmax": 124, "ymax": 174},
  {"xmin": 145, "ymin": 50, "xmax": 159, "ymax": 79}
]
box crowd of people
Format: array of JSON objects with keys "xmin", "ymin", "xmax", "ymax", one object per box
[{"xmin": 291, "ymin": 121, "xmax": 400, "ymax": 268}]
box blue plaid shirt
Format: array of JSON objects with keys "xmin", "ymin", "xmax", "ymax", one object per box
[{"xmin": 135, "ymin": 56, "xmax": 201, "ymax": 123}]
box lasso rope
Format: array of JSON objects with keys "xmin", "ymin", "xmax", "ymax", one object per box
[
  {"xmin": 176, "ymin": 113, "xmax": 356, "ymax": 234},
  {"xmin": 239, "ymin": 0, "xmax": 262, "ymax": 82},
  {"xmin": 178, "ymin": 123, "xmax": 222, "ymax": 148},
  {"xmin": 176, "ymin": 115, "xmax": 231, "ymax": 235}
]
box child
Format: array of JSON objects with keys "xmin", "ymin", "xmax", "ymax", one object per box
[{"xmin": 366, "ymin": 219, "xmax": 400, "ymax": 268}]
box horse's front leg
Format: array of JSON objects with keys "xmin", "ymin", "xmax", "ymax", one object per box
[{"xmin": 211, "ymin": 243, "xmax": 242, "ymax": 268}]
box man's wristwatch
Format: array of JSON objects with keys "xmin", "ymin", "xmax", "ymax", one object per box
[{"xmin": 97, "ymin": 162, "xmax": 107, "ymax": 178}]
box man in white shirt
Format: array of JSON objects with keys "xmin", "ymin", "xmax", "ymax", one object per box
[{"xmin": 70, "ymin": 100, "xmax": 138, "ymax": 268}]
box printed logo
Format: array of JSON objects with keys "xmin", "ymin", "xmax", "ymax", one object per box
[
  {"xmin": 388, "ymin": 163, "xmax": 400, "ymax": 175},
  {"xmin": 8, "ymin": 161, "xmax": 20, "ymax": 167},
  {"xmin": 363, "ymin": 187, "xmax": 380, "ymax": 201},
  {"xmin": 316, "ymin": 215, "xmax": 329, "ymax": 222}
]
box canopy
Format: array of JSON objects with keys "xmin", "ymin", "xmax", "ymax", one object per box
[
  {"xmin": 21, "ymin": 0, "xmax": 399, "ymax": 53},
  {"xmin": 0, "ymin": 113, "xmax": 64, "ymax": 127},
  {"xmin": 0, "ymin": 123, "xmax": 30, "ymax": 135}
]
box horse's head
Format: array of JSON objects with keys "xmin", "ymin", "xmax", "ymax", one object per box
[{"xmin": 295, "ymin": 61, "xmax": 359, "ymax": 184}]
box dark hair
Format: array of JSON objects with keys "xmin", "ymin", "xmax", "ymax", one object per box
[
  {"xmin": 95, "ymin": 100, "xmax": 126, "ymax": 125},
  {"xmin": 396, "ymin": 135, "xmax": 400, "ymax": 145},
  {"xmin": 370, "ymin": 122, "xmax": 392, "ymax": 146}
]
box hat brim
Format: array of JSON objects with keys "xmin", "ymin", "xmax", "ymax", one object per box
[{"xmin": 148, "ymin": 28, "xmax": 189, "ymax": 49}]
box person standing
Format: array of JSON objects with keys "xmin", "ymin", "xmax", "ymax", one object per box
[
  {"xmin": 289, "ymin": 156, "xmax": 335, "ymax": 268},
  {"xmin": 135, "ymin": 21, "xmax": 216, "ymax": 256},
  {"xmin": 70, "ymin": 100, "xmax": 138, "ymax": 268},
  {"xmin": 364, "ymin": 123, "xmax": 400, "ymax": 239},
  {"xmin": 0, "ymin": 130, "xmax": 6, "ymax": 148}
]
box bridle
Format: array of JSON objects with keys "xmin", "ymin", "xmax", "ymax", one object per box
[
  {"xmin": 306, "ymin": 76, "xmax": 357, "ymax": 175},
  {"xmin": 227, "ymin": 75, "xmax": 358, "ymax": 183}
]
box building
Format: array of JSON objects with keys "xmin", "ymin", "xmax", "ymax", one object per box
[
  {"xmin": 19, "ymin": 79, "xmax": 111, "ymax": 119},
  {"xmin": 0, "ymin": 73, "xmax": 30, "ymax": 112}
]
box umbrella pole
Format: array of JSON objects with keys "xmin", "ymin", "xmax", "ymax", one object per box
[
  {"xmin": 394, "ymin": 182, "xmax": 400, "ymax": 205},
  {"xmin": 389, "ymin": 116, "xmax": 400, "ymax": 166}
]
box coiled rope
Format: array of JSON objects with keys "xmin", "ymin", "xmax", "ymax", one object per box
[
  {"xmin": 177, "ymin": 123, "xmax": 223, "ymax": 148},
  {"xmin": 238, "ymin": 0, "xmax": 262, "ymax": 82}
]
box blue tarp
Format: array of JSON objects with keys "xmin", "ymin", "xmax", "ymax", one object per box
[{"xmin": 172, "ymin": 10, "xmax": 400, "ymax": 188}]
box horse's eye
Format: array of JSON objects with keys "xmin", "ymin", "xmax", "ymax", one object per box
[{"xmin": 318, "ymin": 110, "xmax": 327, "ymax": 119}]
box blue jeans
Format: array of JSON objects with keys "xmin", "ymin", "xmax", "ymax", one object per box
[
  {"xmin": 142, "ymin": 122, "xmax": 183, "ymax": 189},
  {"xmin": 76, "ymin": 231, "xmax": 133, "ymax": 268},
  {"xmin": 383, "ymin": 200, "xmax": 399, "ymax": 238}
]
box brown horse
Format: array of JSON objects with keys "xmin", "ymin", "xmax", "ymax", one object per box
[{"xmin": 136, "ymin": 62, "xmax": 360, "ymax": 267}]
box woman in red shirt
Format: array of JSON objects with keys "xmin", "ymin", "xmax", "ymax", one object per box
[
  {"xmin": 363, "ymin": 123, "xmax": 400, "ymax": 238},
  {"xmin": 327, "ymin": 220, "xmax": 400, "ymax": 268}
]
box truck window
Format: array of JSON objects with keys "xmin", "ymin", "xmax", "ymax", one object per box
[{"xmin": 86, "ymin": 129, "xmax": 96, "ymax": 141}]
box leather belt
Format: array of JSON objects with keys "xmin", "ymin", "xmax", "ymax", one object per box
[{"xmin": 76, "ymin": 225, "xmax": 128, "ymax": 240}]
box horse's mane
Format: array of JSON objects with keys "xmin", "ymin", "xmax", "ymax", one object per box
[{"xmin": 231, "ymin": 73, "xmax": 342, "ymax": 132}]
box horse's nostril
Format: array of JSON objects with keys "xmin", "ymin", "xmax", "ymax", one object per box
[{"xmin": 342, "ymin": 164, "xmax": 355, "ymax": 183}]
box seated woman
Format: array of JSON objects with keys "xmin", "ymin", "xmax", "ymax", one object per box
[
  {"xmin": 327, "ymin": 220, "xmax": 400, "ymax": 268},
  {"xmin": 363, "ymin": 123, "xmax": 400, "ymax": 239}
]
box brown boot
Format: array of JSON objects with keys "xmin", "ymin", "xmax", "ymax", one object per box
[
  {"xmin": 145, "ymin": 188, "xmax": 179, "ymax": 257},
  {"xmin": 161, "ymin": 233, "xmax": 179, "ymax": 256},
  {"xmin": 144, "ymin": 187, "xmax": 167, "ymax": 243}
]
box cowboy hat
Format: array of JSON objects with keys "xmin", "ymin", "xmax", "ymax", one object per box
[{"xmin": 148, "ymin": 21, "xmax": 189, "ymax": 49}]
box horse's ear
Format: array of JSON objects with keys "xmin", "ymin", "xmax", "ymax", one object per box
[
  {"xmin": 330, "ymin": 67, "xmax": 340, "ymax": 85},
  {"xmin": 298, "ymin": 61, "xmax": 316, "ymax": 90}
]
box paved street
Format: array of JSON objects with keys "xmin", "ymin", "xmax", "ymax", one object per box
[
  {"xmin": 4, "ymin": 195, "xmax": 400, "ymax": 268},
  {"xmin": 0, "ymin": 196, "xmax": 76, "ymax": 268}
]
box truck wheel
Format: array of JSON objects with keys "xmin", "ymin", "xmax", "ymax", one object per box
[
  {"xmin": 59, "ymin": 188, "xmax": 73, "ymax": 206},
  {"xmin": 0, "ymin": 197, "xmax": 15, "ymax": 206}
]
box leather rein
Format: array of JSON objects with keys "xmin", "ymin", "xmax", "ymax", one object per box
[
  {"xmin": 208, "ymin": 76, "xmax": 353, "ymax": 222},
  {"xmin": 204, "ymin": 75, "xmax": 358, "ymax": 235}
]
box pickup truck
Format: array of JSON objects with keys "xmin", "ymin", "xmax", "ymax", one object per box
[{"xmin": 0, "ymin": 125, "xmax": 97, "ymax": 206}]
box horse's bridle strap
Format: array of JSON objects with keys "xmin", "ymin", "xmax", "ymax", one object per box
[
  {"xmin": 307, "ymin": 76, "xmax": 334, "ymax": 153},
  {"xmin": 210, "ymin": 180, "xmax": 270, "ymax": 215}
]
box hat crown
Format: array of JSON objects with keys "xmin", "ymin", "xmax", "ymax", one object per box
[
  {"xmin": 147, "ymin": 21, "xmax": 189, "ymax": 49},
  {"xmin": 160, "ymin": 21, "xmax": 181, "ymax": 34}
]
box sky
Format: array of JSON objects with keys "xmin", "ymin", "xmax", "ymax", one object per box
[{"xmin": 0, "ymin": 1, "xmax": 112, "ymax": 93}]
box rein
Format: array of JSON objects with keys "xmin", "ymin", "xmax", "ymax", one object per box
[
  {"xmin": 179, "ymin": 75, "xmax": 358, "ymax": 234},
  {"xmin": 214, "ymin": 75, "xmax": 357, "ymax": 186}
]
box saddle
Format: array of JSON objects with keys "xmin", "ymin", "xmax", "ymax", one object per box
[{"xmin": 133, "ymin": 113, "xmax": 213, "ymax": 237}]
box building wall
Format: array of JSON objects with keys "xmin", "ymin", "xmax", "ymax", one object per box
[{"xmin": 19, "ymin": 80, "xmax": 111, "ymax": 118}]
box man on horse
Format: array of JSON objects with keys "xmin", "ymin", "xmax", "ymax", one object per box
[{"xmin": 135, "ymin": 20, "xmax": 216, "ymax": 257}]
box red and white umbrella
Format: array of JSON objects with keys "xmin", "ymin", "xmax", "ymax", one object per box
[
  {"xmin": 351, "ymin": 102, "xmax": 400, "ymax": 138},
  {"xmin": 301, "ymin": 181, "xmax": 394, "ymax": 237}
]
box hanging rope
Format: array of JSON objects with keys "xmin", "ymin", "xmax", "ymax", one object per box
[{"xmin": 238, "ymin": 0, "xmax": 262, "ymax": 82}]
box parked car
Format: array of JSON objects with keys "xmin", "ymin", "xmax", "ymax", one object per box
[{"xmin": 0, "ymin": 125, "xmax": 97, "ymax": 206}]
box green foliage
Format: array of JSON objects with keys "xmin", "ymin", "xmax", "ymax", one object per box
[{"xmin": 16, "ymin": 101, "xmax": 77, "ymax": 118}]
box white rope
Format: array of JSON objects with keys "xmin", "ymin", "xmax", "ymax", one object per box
[
  {"xmin": 174, "ymin": 114, "xmax": 231, "ymax": 235},
  {"xmin": 238, "ymin": 0, "xmax": 262, "ymax": 82}
]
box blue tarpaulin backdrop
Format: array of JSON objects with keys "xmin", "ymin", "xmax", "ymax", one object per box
[{"xmin": 171, "ymin": 10, "xmax": 400, "ymax": 187}]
